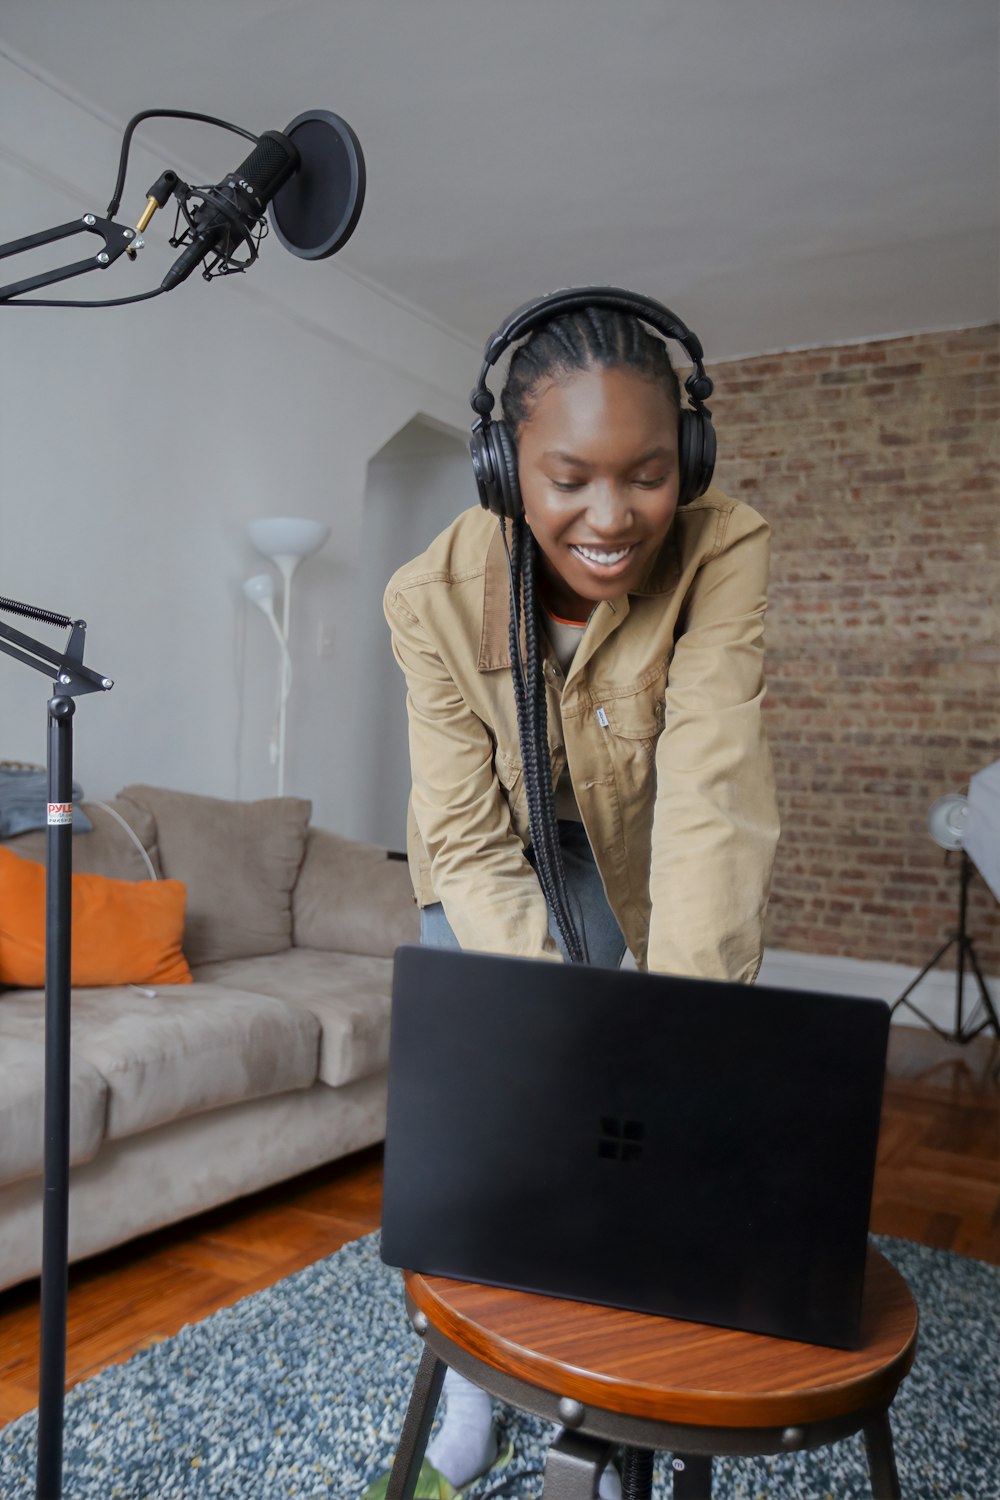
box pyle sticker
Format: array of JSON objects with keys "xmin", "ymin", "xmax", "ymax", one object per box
[{"xmin": 47, "ymin": 803, "xmax": 73, "ymax": 825}]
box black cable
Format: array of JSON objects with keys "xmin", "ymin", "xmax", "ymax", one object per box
[
  {"xmin": 1, "ymin": 287, "xmax": 170, "ymax": 309},
  {"xmin": 105, "ymin": 108, "xmax": 258, "ymax": 219}
]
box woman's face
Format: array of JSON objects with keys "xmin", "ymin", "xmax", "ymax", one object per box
[{"xmin": 515, "ymin": 365, "xmax": 681, "ymax": 622}]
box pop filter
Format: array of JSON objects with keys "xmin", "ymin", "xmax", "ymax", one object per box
[{"xmin": 269, "ymin": 109, "xmax": 366, "ymax": 260}]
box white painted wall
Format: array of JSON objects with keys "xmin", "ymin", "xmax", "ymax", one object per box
[
  {"xmin": 0, "ymin": 56, "xmax": 476, "ymax": 833},
  {"xmin": 346, "ymin": 420, "xmax": 476, "ymax": 849}
]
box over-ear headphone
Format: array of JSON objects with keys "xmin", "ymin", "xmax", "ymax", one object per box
[{"xmin": 469, "ymin": 286, "xmax": 716, "ymax": 521}]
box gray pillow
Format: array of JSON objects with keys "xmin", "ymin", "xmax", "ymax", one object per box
[
  {"xmin": 0, "ymin": 765, "xmax": 93, "ymax": 835},
  {"xmin": 117, "ymin": 785, "xmax": 311, "ymax": 965}
]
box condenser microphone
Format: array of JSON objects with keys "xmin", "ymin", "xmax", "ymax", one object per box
[
  {"xmin": 161, "ymin": 109, "xmax": 366, "ymax": 290},
  {"xmin": 161, "ymin": 130, "xmax": 299, "ymax": 290}
]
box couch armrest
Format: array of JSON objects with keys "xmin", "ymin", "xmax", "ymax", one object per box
[{"xmin": 291, "ymin": 828, "xmax": 419, "ymax": 958}]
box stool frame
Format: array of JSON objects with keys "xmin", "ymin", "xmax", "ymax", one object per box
[{"xmin": 383, "ymin": 1295, "xmax": 903, "ymax": 1500}]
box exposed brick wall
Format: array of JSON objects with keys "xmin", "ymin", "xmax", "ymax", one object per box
[{"xmin": 708, "ymin": 325, "xmax": 1000, "ymax": 972}]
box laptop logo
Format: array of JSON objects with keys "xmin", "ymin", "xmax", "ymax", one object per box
[{"xmin": 598, "ymin": 1116, "xmax": 645, "ymax": 1162}]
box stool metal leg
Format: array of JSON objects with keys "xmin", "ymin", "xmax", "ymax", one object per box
[
  {"xmin": 670, "ymin": 1453, "xmax": 712, "ymax": 1499},
  {"xmin": 384, "ymin": 1346, "xmax": 447, "ymax": 1500},
  {"xmin": 541, "ymin": 1430, "xmax": 616, "ymax": 1499},
  {"xmin": 863, "ymin": 1413, "xmax": 901, "ymax": 1500}
]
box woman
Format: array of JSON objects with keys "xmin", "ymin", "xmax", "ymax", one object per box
[{"xmin": 370, "ymin": 290, "xmax": 779, "ymax": 1497}]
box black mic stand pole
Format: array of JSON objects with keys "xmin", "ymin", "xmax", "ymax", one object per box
[{"xmin": 0, "ymin": 598, "xmax": 112, "ymax": 1500}]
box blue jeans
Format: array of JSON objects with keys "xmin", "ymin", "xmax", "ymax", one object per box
[{"xmin": 419, "ymin": 819, "xmax": 627, "ymax": 967}]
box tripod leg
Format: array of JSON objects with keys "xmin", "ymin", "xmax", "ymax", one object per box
[
  {"xmin": 960, "ymin": 938, "xmax": 1000, "ymax": 1040},
  {"xmin": 892, "ymin": 935, "xmax": 955, "ymax": 1007}
]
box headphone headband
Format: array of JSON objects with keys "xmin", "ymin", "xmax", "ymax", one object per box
[{"xmin": 474, "ymin": 285, "xmax": 713, "ymax": 410}]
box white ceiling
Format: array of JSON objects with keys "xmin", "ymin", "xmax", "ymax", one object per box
[{"xmin": 2, "ymin": 0, "xmax": 997, "ymax": 360}]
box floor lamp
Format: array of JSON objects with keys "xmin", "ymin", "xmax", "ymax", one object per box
[{"xmin": 244, "ymin": 517, "xmax": 329, "ymax": 795}]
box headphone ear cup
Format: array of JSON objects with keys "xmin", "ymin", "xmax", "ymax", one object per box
[
  {"xmin": 490, "ymin": 420, "xmax": 523, "ymax": 521},
  {"xmin": 470, "ymin": 425, "xmax": 497, "ymax": 512},
  {"xmin": 677, "ymin": 409, "xmax": 716, "ymax": 506},
  {"xmin": 470, "ymin": 420, "xmax": 523, "ymax": 518}
]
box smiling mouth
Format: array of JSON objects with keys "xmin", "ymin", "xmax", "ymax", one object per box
[{"xmin": 570, "ymin": 543, "xmax": 637, "ymax": 568}]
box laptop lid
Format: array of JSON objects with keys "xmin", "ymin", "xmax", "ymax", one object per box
[{"xmin": 381, "ymin": 946, "xmax": 890, "ymax": 1349}]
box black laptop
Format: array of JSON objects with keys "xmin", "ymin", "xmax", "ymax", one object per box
[{"xmin": 380, "ymin": 946, "xmax": 890, "ymax": 1349}]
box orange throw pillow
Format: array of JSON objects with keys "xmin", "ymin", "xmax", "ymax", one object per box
[{"xmin": 0, "ymin": 847, "xmax": 192, "ymax": 987}]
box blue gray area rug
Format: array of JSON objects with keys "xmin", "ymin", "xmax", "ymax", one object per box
[{"xmin": 1, "ymin": 1233, "xmax": 996, "ymax": 1499}]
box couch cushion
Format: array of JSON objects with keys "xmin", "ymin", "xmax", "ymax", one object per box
[
  {"xmin": 292, "ymin": 829, "xmax": 419, "ymax": 958},
  {"xmin": 0, "ymin": 992, "xmax": 109, "ymax": 1185},
  {"xmin": 0, "ymin": 848, "xmax": 191, "ymax": 988},
  {"xmin": 0, "ymin": 796, "xmax": 161, "ymax": 881},
  {"xmin": 67, "ymin": 982, "xmax": 320, "ymax": 1141},
  {"xmin": 192, "ymin": 949, "xmax": 393, "ymax": 1088},
  {"xmin": 118, "ymin": 786, "xmax": 311, "ymax": 965}
]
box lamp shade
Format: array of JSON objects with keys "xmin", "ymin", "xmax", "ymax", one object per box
[
  {"xmin": 926, "ymin": 793, "xmax": 969, "ymax": 852},
  {"xmin": 242, "ymin": 572, "xmax": 276, "ymax": 607},
  {"xmin": 248, "ymin": 517, "xmax": 330, "ymax": 562}
]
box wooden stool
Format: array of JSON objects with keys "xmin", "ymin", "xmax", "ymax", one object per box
[{"xmin": 383, "ymin": 1245, "xmax": 917, "ymax": 1499}]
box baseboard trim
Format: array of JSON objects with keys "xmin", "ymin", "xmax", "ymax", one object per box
[{"xmin": 758, "ymin": 946, "xmax": 1000, "ymax": 1033}]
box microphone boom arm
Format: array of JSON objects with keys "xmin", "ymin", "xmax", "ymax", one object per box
[
  {"xmin": 0, "ymin": 610, "xmax": 113, "ymax": 698},
  {"xmin": 0, "ymin": 214, "xmax": 138, "ymax": 302}
]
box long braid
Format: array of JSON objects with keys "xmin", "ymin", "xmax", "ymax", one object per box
[
  {"xmin": 521, "ymin": 522, "xmax": 586, "ymax": 962},
  {"xmin": 506, "ymin": 518, "xmax": 584, "ymax": 960}
]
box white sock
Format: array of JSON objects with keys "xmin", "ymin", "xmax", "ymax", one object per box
[
  {"xmin": 598, "ymin": 1458, "xmax": 622, "ymax": 1499},
  {"xmin": 426, "ymin": 1368, "xmax": 497, "ymax": 1488}
]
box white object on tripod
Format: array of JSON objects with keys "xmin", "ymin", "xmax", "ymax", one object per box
[
  {"xmin": 245, "ymin": 518, "xmax": 330, "ymax": 795},
  {"xmin": 965, "ymin": 758, "xmax": 1000, "ymax": 902}
]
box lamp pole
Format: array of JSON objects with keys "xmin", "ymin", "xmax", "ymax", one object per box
[{"xmin": 245, "ymin": 518, "xmax": 329, "ymax": 797}]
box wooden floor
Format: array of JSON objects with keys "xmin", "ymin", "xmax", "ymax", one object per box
[{"xmin": 1, "ymin": 1025, "xmax": 997, "ymax": 1428}]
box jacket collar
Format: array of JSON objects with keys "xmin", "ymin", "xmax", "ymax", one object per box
[{"xmin": 477, "ymin": 518, "xmax": 680, "ymax": 674}]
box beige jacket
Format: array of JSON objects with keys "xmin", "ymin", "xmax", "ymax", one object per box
[{"xmin": 384, "ymin": 488, "xmax": 779, "ymax": 981}]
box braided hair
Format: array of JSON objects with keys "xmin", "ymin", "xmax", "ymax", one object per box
[{"xmin": 499, "ymin": 307, "xmax": 681, "ymax": 964}]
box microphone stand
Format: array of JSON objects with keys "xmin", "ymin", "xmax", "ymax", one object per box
[{"xmin": 0, "ymin": 598, "xmax": 112, "ymax": 1500}]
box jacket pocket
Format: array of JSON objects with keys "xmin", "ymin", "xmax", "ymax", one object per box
[
  {"xmin": 603, "ymin": 689, "xmax": 665, "ymax": 759},
  {"xmin": 494, "ymin": 747, "xmax": 530, "ymax": 841},
  {"xmin": 494, "ymin": 746, "xmax": 523, "ymax": 792}
]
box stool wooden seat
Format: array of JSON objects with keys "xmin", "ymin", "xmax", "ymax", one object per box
[{"xmin": 383, "ymin": 1245, "xmax": 918, "ymax": 1499}]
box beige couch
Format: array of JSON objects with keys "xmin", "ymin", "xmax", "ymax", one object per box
[{"xmin": 0, "ymin": 784, "xmax": 418, "ymax": 1293}]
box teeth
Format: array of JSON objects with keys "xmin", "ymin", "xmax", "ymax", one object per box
[{"xmin": 573, "ymin": 545, "xmax": 631, "ymax": 565}]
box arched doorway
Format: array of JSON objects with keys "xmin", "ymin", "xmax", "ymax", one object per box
[{"xmin": 348, "ymin": 416, "xmax": 473, "ymax": 847}]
